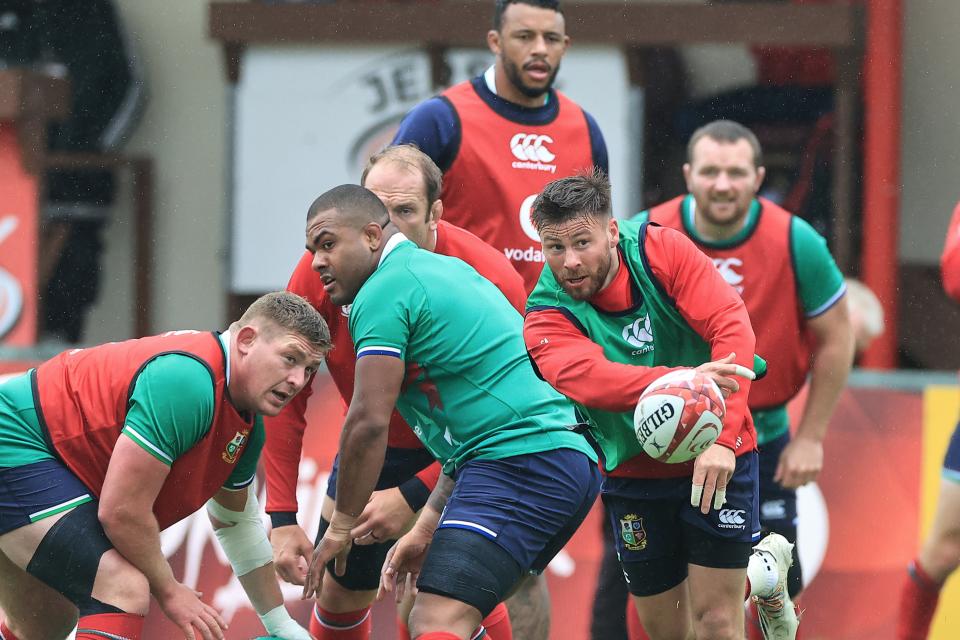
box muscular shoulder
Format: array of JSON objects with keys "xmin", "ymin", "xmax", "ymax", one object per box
[
  {"xmin": 133, "ymin": 354, "xmax": 214, "ymax": 403},
  {"xmin": 124, "ymin": 354, "xmax": 216, "ymax": 464},
  {"xmin": 788, "ymin": 216, "xmax": 845, "ymax": 316},
  {"xmin": 392, "ymin": 97, "xmax": 460, "ymax": 171}
]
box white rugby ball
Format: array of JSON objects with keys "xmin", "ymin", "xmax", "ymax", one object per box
[{"xmin": 633, "ymin": 369, "xmax": 726, "ymax": 463}]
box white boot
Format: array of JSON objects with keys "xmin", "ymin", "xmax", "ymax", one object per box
[{"xmin": 747, "ymin": 533, "xmax": 799, "ymax": 640}]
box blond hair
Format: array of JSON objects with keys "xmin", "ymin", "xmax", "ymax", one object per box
[{"xmin": 236, "ymin": 291, "xmax": 331, "ymax": 353}]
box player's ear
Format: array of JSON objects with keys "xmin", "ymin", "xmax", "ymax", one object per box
[
  {"xmin": 363, "ymin": 221, "xmax": 384, "ymax": 250},
  {"xmin": 429, "ymin": 199, "xmax": 443, "ymax": 227},
  {"xmin": 682, "ymin": 163, "xmax": 693, "ymax": 191},
  {"xmin": 754, "ymin": 165, "xmax": 766, "ymax": 191},
  {"xmin": 608, "ymin": 217, "xmax": 619, "ymax": 247},
  {"xmin": 235, "ymin": 324, "xmax": 258, "ymax": 356},
  {"xmin": 487, "ymin": 29, "xmax": 501, "ymax": 55}
]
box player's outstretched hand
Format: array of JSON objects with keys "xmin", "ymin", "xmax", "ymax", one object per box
[
  {"xmin": 351, "ymin": 487, "xmax": 416, "ymax": 546},
  {"xmin": 156, "ymin": 582, "xmax": 227, "ymax": 640},
  {"xmin": 774, "ymin": 435, "xmax": 824, "ymax": 488},
  {"xmin": 302, "ymin": 511, "xmax": 356, "ymax": 600},
  {"xmin": 377, "ymin": 526, "xmax": 433, "ymax": 603},
  {"xmin": 695, "ymin": 353, "xmax": 756, "ymax": 398},
  {"xmin": 690, "ymin": 443, "xmax": 735, "ymax": 515},
  {"xmin": 269, "ymin": 524, "xmax": 313, "ymax": 586}
]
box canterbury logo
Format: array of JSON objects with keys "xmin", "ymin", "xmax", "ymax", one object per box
[
  {"xmin": 622, "ymin": 315, "xmax": 654, "ymax": 348},
  {"xmin": 510, "ymin": 133, "xmax": 555, "ymax": 163},
  {"xmin": 713, "ymin": 257, "xmax": 744, "ymax": 293},
  {"xmin": 719, "ymin": 509, "xmax": 746, "ymax": 526}
]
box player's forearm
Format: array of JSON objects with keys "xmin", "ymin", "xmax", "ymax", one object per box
[
  {"xmin": 524, "ymin": 311, "xmax": 675, "ymax": 411},
  {"xmin": 335, "ymin": 415, "xmax": 389, "ymax": 517},
  {"xmin": 236, "ymin": 563, "xmax": 283, "ymax": 614},
  {"xmin": 99, "ymin": 505, "xmax": 178, "ymax": 596},
  {"xmin": 398, "ymin": 462, "xmax": 442, "ymax": 512},
  {"xmin": 941, "ymin": 204, "xmax": 960, "ymax": 300},
  {"xmin": 426, "ymin": 472, "xmax": 454, "ymax": 514},
  {"xmin": 414, "ymin": 473, "xmax": 454, "ymax": 534},
  {"xmin": 237, "ymin": 563, "xmax": 309, "ymax": 638},
  {"xmin": 942, "ymin": 245, "xmax": 960, "ymax": 301},
  {"xmin": 796, "ymin": 332, "xmax": 854, "ymax": 442},
  {"xmin": 262, "ymin": 391, "xmax": 311, "ymax": 514}
]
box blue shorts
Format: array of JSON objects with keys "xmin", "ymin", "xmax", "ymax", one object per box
[
  {"xmin": 326, "ymin": 446, "xmax": 435, "ymax": 499},
  {"xmin": 319, "ymin": 446, "xmax": 436, "ymax": 591},
  {"xmin": 757, "ymin": 431, "xmax": 798, "ymax": 537},
  {"xmin": 0, "ymin": 459, "xmax": 94, "ymax": 536},
  {"xmin": 435, "ymin": 447, "xmax": 601, "ymax": 572},
  {"xmin": 943, "ymin": 422, "xmax": 960, "ymax": 483},
  {"xmin": 601, "ymin": 451, "xmax": 759, "ymax": 595}
]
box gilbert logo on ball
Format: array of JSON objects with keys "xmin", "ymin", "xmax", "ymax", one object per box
[{"xmin": 634, "ymin": 369, "xmax": 725, "ymax": 464}]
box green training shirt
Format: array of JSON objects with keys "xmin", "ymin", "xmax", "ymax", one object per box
[
  {"xmin": 348, "ymin": 234, "xmax": 597, "ymax": 474},
  {"xmin": 0, "ymin": 348, "xmax": 261, "ymax": 490}
]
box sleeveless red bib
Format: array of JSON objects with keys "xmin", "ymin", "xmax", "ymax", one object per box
[
  {"xmin": 440, "ymin": 81, "xmax": 595, "ymax": 291},
  {"xmin": 35, "ymin": 331, "xmax": 255, "ymax": 529},
  {"xmin": 648, "ymin": 196, "xmax": 810, "ymax": 408}
]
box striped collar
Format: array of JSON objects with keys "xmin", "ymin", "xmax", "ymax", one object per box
[{"xmin": 219, "ymin": 330, "xmax": 231, "ymax": 384}]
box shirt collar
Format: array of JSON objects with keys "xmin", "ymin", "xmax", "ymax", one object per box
[
  {"xmin": 219, "ymin": 329, "xmax": 231, "ymax": 384},
  {"xmin": 378, "ymin": 232, "xmax": 410, "ymax": 268},
  {"xmin": 483, "ymin": 64, "xmax": 550, "ymax": 105}
]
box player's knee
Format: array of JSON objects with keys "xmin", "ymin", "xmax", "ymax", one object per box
[
  {"xmin": 90, "ymin": 550, "xmax": 150, "ymax": 615},
  {"xmin": 692, "ymin": 605, "xmax": 741, "ymax": 640},
  {"xmin": 316, "ymin": 571, "xmax": 375, "ymax": 612},
  {"xmin": 407, "ymin": 599, "xmax": 461, "ymax": 637},
  {"xmin": 927, "ymin": 531, "xmax": 960, "ymax": 577}
]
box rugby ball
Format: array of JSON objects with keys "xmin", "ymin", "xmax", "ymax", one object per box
[{"xmin": 633, "ymin": 369, "xmax": 725, "ymax": 463}]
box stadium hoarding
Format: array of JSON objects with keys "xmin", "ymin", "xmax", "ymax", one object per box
[{"xmin": 0, "ymin": 372, "xmax": 954, "ymax": 638}]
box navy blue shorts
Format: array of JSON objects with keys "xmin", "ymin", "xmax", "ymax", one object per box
[
  {"xmin": 602, "ymin": 451, "xmax": 760, "ymax": 596},
  {"xmin": 435, "ymin": 447, "xmax": 601, "ymax": 573},
  {"xmin": 943, "ymin": 422, "xmax": 960, "ymax": 484},
  {"xmin": 0, "ymin": 459, "xmax": 94, "ymax": 536},
  {"xmin": 319, "ymin": 446, "xmax": 436, "ymax": 591},
  {"xmin": 757, "ymin": 432, "xmax": 798, "ymax": 538},
  {"xmin": 326, "ymin": 446, "xmax": 436, "ymax": 499}
]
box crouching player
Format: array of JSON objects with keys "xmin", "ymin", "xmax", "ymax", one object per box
[{"xmin": 0, "ymin": 292, "xmax": 330, "ymax": 640}]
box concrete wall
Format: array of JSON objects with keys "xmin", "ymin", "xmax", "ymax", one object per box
[
  {"xmin": 86, "ymin": 1, "xmax": 230, "ymax": 343},
  {"xmin": 901, "ymin": 0, "xmax": 960, "ymax": 263},
  {"xmin": 84, "ymin": 0, "xmax": 959, "ymax": 343}
]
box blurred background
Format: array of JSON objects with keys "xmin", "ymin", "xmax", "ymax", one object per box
[{"xmin": 1, "ymin": 0, "xmax": 959, "ymax": 638}]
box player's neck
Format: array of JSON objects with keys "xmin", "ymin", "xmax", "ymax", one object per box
[
  {"xmin": 490, "ymin": 64, "xmax": 548, "ymax": 108},
  {"xmin": 598, "ymin": 249, "xmax": 621, "ymax": 293},
  {"xmin": 693, "ymin": 211, "xmax": 749, "ymax": 243}
]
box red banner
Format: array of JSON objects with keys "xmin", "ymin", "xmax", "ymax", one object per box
[
  {"xmin": 136, "ymin": 382, "xmax": 924, "ymax": 639},
  {"xmin": 0, "ymin": 370, "xmax": 930, "ymax": 638},
  {"xmin": 0, "ymin": 124, "xmax": 38, "ymax": 345}
]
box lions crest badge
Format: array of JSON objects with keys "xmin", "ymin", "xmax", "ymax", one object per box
[
  {"xmin": 620, "ymin": 514, "xmax": 647, "ymax": 551},
  {"xmin": 222, "ymin": 429, "xmax": 249, "ymax": 464}
]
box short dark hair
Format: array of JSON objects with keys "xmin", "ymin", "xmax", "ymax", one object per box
[
  {"xmin": 307, "ymin": 184, "xmax": 388, "ymax": 225},
  {"xmin": 531, "ymin": 168, "xmax": 611, "ymax": 231},
  {"xmin": 361, "ymin": 144, "xmax": 443, "ymax": 204},
  {"xmin": 687, "ymin": 120, "xmax": 764, "ymax": 168},
  {"xmin": 493, "ymin": 0, "xmax": 562, "ymax": 31}
]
